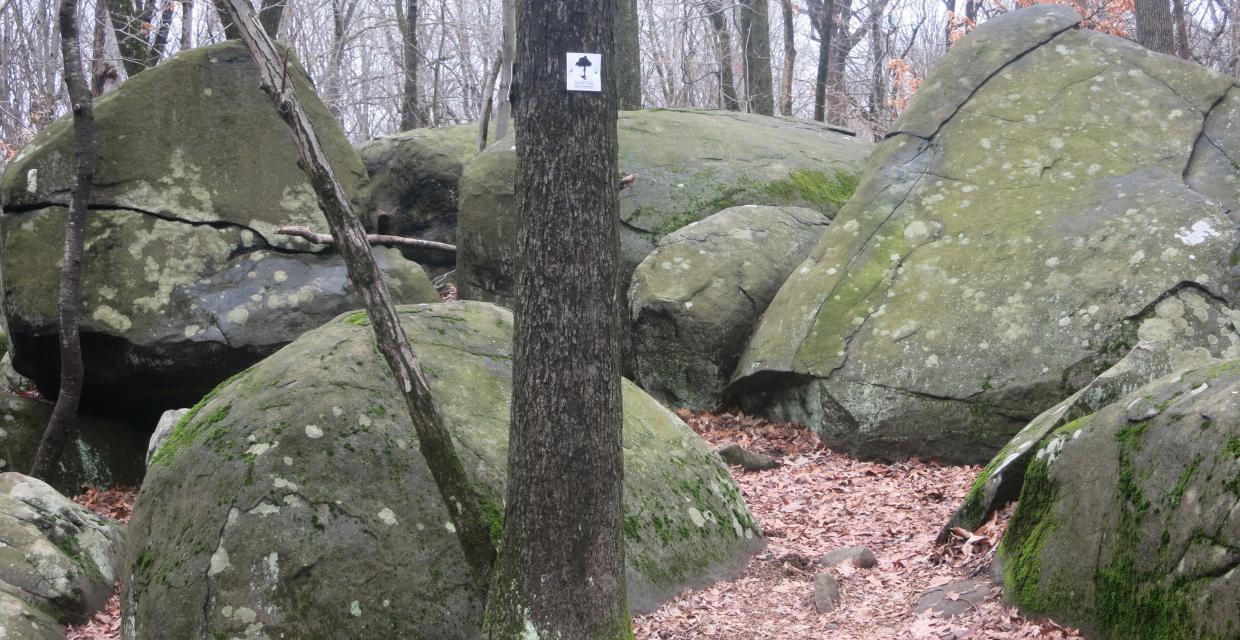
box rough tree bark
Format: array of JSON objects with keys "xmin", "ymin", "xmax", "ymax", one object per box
[
  {"xmin": 220, "ymin": 0, "xmax": 497, "ymax": 590},
  {"xmin": 811, "ymin": 0, "xmax": 834, "ymax": 121},
  {"xmin": 779, "ymin": 0, "xmax": 795, "ymax": 116},
  {"xmin": 480, "ymin": 0, "xmax": 628, "ymax": 634},
  {"xmin": 213, "ymin": 0, "xmax": 242, "ymax": 39},
  {"xmin": 1135, "ymin": 0, "xmax": 1176, "ymax": 54},
  {"xmin": 31, "ymin": 0, "xmax": 94, "ymax": 482},
  {"xmin": 478, "ymin": 49, "xmax": 503, "ymax": 152},
  {"xmin": 398, "ymin": 0, "xmax": 420, "ymax": 129},
  {"xmin": 703, "ymin": 0, "xmax": 739, "ymax": 110},
  {"xmin": 739, "ymin": 0, "xmax": 774, "ymax": 115},
  {"xmin": 617, "ymin": 0, "xmax": 641, "ymax": 109},
  {"xmin": 110, "ymin": 0, "xmax": 157, "ymax": 75},
  {"xmin": 866, "ymin": 0, "xmax": 888, "ymax": 132}
]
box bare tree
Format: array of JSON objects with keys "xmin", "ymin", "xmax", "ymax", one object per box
[
  {"xmin": 703, "ymin": 0, "xmax": 740, "ymax": 110},
  {"xmin": 739, "ymin": 0, "xmax": 774, "ymax": 114},
  {"xmin": 779, "ymin": 0, "xmax": 796, "ymax": 115},
  {"xmin": 31, "ymin": 0, "xmax": 94, "ymax": 482},
  {"xmin": 398, "ymin": 0, "xmax": 421, "ymax": 129}
]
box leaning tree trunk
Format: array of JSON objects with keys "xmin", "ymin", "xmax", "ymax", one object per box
[
  {"xmin": 703, "ymin": 0, "xmax": 739, "ymax": 110},
  {"xmin": 779, "ymin": 0, "xmax": 795, "ymax": 116},
  {"xmin": 220, "ymin": 0, "xmax": 498, "ymax": 591},
  {"xmin": 480, "ymin": 0, "xmax": 628, "ymax": 634},
  {"xmin": 1135, "ymin": 0, "xmax": 1176, "ymax": 54},
  {"xmin": 213, "ymin": 0, "xmax": 242, "ymax": 38},
  {"xmin": 616, "ymin": 0, "xmax": 641, "ymax": 109},
  {"xmin": 31, "ymin": 0, "xmax": 95, "ymax": 482},
  {"xmin": 739, "ymin": 0, "xmax": 774, "ymax": 115}
]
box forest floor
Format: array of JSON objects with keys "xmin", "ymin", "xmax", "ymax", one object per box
[
  {"xmin": 67, "ymin": 412, "xmax": 1086, "ymax": 639},
  {"xmin": 635, "ymin": 410, "xmax": 1085, "ymax": 640}
]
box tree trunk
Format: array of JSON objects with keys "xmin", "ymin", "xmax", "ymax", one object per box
[
  {"xmin": 478, "ymin": 49, "xmax": 503, "ymax": 152},
  {"xmin": 399, "ymin": 0, "xmax": 420, "ymax": 129},
  {"xmin": 1135, "ymin": 0, "xmax": 1176, "ymax": 54},
  {"xmin": 259, "ymin": 0, "xmax": 284, "ymax": 37},
  {"xmin": 867, "ymin": 0, "xmax": 887, "ymax": 133},
  {"xmin": 495, "ymin": 0, "xmax": 515, "ymax": 140},
  {"xmin": 110, "ymin": 0, "xmax": 156, "ymax": 75},
  {"xmin": 1171, "ymin": 0, "xmax": 1191, "ymax": 58},
  {"xmin": 812, "ymin": 0, "xmax": 834, "ymax": 121},
  {"xmin": 480, "ymin": 0, "xmax": 627, "ymax": 635},
  {"xmin": 219, "ymin": 0, "xmax": 498, "ymax": 591},
  {"xmin": 703, "ymin": 0, "xmax": 738, "ymax": 110},
  {"xmin": 738, "ymin": 0, "xmax": 774, "ymax": 115},
  {"xmin": 616, "ymin": 0, "xmax": 641, "ymax": 109},
  {"xmin": 31, "ymin": 0, "xmax": 94, "ymax": 483},
  {"xmin": 213, "ymin": 0, "xmax": 242, "ymax": 38},
  {"xmin": 779, "ymin": 0, "xmax": 795, "ymax": 116},
  {"xmin": 826, "ymin": 0, "xmax": 852, "ymax": 126},
  {"xmin": 91, "ymin": 0, "xmax": 123, "ymax": 95},
  {"xmin": 181, "ymin": 0, "xmax": 193, "ymax": 50}
]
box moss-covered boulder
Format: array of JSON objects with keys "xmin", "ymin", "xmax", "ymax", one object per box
[
  {"xmin": 1000, "ymin": 358, "xmax": 1240, "ymax": 639},
  {"xmin": 357, "ymin": 122, "xmax": 482, "ymax": 255},
  {"xmin": 457, "ymin": 109, "xmax": 869, "ymax": 306},
  {"xmin": 0, "ymin": 392, "xmax": 147, "ymax": 494},
  {"xmin": 0, "ymin": 43, "xmax": 439, "ymax": 415},
  {"xmin": 0, "ymin": 473, "xmax": 124, "ymax": 630},
  {"xmin": 729, "ymin": 6, "xmax": 1240, "ymax": 464},
  {"xmin": 945, "ymin": 288, "xmax": 1240, "ymax": 535},
  {"xmin": 628, "ymin": 205, "xmax": 830, "ymax": 410},
  {"xmin": 124, "ymin": 301, "xmax": 762, "ymax": 640}
]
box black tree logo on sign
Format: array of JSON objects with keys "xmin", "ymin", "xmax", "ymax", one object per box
[{"xmin": 575, "ymin": 55, "xmax": 592, "ymax": 80}]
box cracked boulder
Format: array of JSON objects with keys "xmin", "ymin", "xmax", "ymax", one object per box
[
  {"xmin": 457, "ymin": 109, "xmax": 870, "ymax": 307},
  {"xmin": 0, "ymin": 472, "xmax": 124, "ymax": 637},
  {"xmin": 629, "ymin": 205, "xmax": 830, "ymax": 410},
  {"xmin": 1000, "ymin": 358, "xmax": 1240, "ymax": 639},
  {"xmin": 944, "ymin": 287, "xmax": 1240, "ymax": 535},
  {"xmin": 729, "ymin": 5, "xmax": 1240, "ymax": 464},
  {"xmin": 124, "ymin": 301, "xmax": 763, "ymax": 640},
  {"xmin": 0, "ymin": 42, "xmax": 439, "ymax": 415}
]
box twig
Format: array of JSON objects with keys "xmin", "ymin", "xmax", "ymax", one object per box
[{"xmin": 276, "ymin": 224, "xmax": 456, "ymax": 252}]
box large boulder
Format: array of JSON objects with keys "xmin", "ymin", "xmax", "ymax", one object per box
[
  {"xmin": 457, "ymin": 109, "xmax": 870, "ymax": 307},
  {"xmin": 0, "ymin": 473, "xmax": 124, "ymax": 633},
  {"xmin": 628, "ymin": 205, "xmax": 830, "ymax": 410},
  {"xmin": 729, "ymin": 6, "xmax": 1240, "ymax": 464},
  {"xmin": 1000, "ymin": 358, "xmax": 1240, "ymax": 639},
  {"xmin": 0, "ymin": 42, "xmax": 440, "ymax": 415},
  {"xmin": 945, "ymin": 288, "xmax": 1240, "ymax": 535},
  {"xmin": 124, "ymin": 302, "xmax": 763, "ymax": 639},
  {"xmin": 356, "ymin": 122, "xmax": 480, "ymax": 251},
  {"xmin": 0, "ymin": 392, "xmax": 146, "ymax": 494}
]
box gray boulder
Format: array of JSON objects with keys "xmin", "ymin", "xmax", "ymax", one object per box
[
  {"xmin": 0, "ymin": 473, "xmax": 124, "ymax": 628},
  {"xmin": 0, "ymin": 392, "xmax": 146, "ymax": 494},
  {"xmin": 457, "ymin": 109, "xmax": 870, "ymax": 307},
  {"xmin": 356, "ymin": 122, "xmax": 481, "ymax": 254},
  {"xmin": 0, "ymin": 42, "xmax": 440, "ymax": 415},
  {"xmin": 628, "ymin": 205, "xmax": 829, "ymax": 410},
  {"xmin": 946, "ymin": 288, "xmax": 1240, "ymax": 535},
  {"xmin": 146, "ymin": 408, "xmax": 190, "ymax": 467},
  {"xmin": 124, "ymin": 302, "xmax": 763, "ymax": 640},
  {"xmin": 730, "ymin": 6, "xmax": 1240, "ymax": 464},
  {"xmin": 1000, "ymin": 357, "xmax": 1240, "ymax": 638}
]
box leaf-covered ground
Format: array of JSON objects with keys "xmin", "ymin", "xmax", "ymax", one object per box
[
  {"xmin": 62, "ymin": 414, "xmax": 1084, "ymax": 639},
  {"xmin": 635, "ymin": 410, "xmax": 1085, "ymax": 640}
]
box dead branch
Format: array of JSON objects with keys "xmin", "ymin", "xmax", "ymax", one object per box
[{"xmin": 277, "ymin": 225, "xmax": 457, "ymax": 252}]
